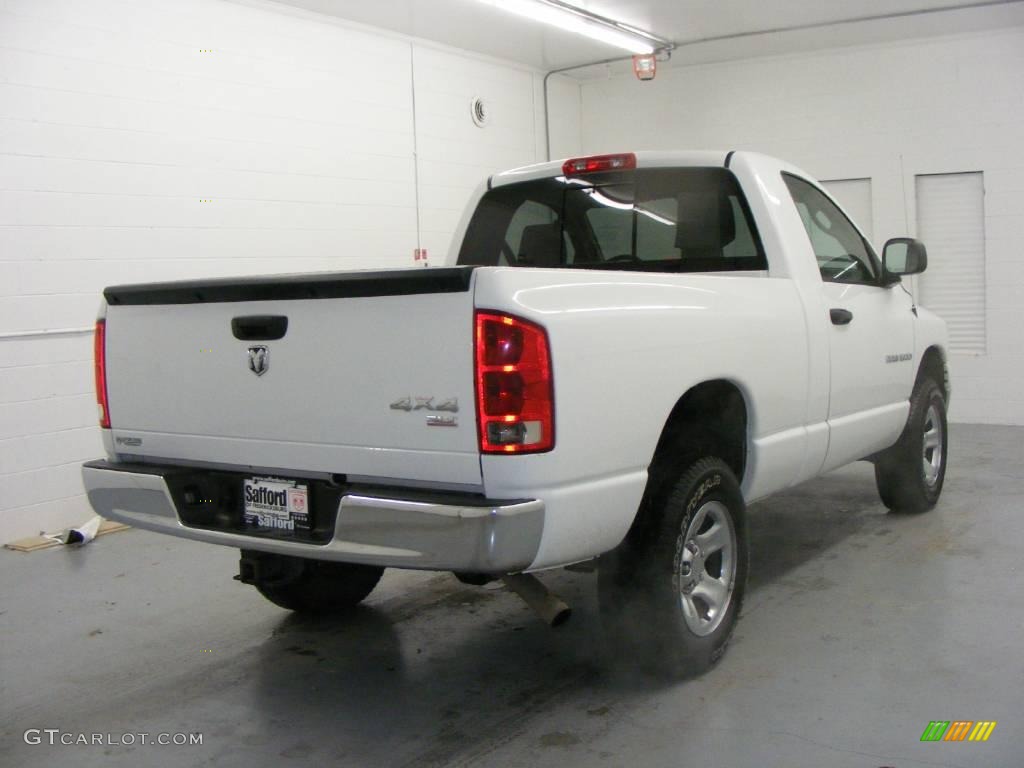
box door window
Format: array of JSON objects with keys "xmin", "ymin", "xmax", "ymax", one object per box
[{"xmin": 783, "ymin": 174, "xmax": 878, "ymax": 284}]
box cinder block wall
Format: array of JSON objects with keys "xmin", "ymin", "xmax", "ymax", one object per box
[{"xmin": 579, "ymin": 27, "xmax": 1024, "ymax": 426}]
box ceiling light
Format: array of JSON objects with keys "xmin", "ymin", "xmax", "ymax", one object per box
[{"xmin": 477, "ymin": 0, "xmax": 667, "ymax": 55}]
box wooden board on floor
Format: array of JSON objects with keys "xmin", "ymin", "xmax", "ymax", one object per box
[{"xmin": 4, "ymin": 520, "xmax": 131, "ymax": 553}]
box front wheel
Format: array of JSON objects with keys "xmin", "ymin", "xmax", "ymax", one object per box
[
  {"xmin": 599, "ymin": 457, "xmax": 749, "ymax": 677},
  {"xmin": 874, "ymin": 377, "xmax": 948, "ymax": 514}
]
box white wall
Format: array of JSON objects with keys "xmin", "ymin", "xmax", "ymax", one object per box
[
  {"xmin": 412, "ymin": 46, "xmax": 546, "ymax": 262},
  {"xmin": 0, "ymin": 0, "xmax": 573, "ymax": 542},
  {"xmin": 579, "ymin": 27, "xmax": 1024, "ymax": 426},
  {"xmin": 546, "ymin": 73, "xmax": 583, "ymax": 162}
]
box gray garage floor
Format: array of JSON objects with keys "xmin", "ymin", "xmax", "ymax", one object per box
[{"xmin": 2, "ymin": 424, "xmax": 1022, "ymax": 768}]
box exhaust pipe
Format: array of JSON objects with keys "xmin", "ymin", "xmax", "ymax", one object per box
[{"xmin": 502, "ymin": 573, "xmax": 572, "ymax": 627}]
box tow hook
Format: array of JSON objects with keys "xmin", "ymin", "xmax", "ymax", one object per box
[{"xmin": 501, "ymin": 573, "xmax": 572, "ymax": 627}]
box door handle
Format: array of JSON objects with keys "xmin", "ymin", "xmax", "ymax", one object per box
[
  {"xmin": 231, "ymin": 315, "xmax": 288, "ymax": 340},
  {"xmin": 830, "ymin": 308, "xmax": 853, "ymax": 326}
]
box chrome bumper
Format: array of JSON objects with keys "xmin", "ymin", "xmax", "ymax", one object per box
[{"xmin": 82, "ymin": 461, "xmax": 544, "ymax": 573}]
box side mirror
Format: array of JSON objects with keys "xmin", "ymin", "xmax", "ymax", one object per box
[{"xmin": 882, "ymin": 237, "xmax": 927, "ymax": 276}]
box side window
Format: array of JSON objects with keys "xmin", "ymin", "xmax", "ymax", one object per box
[{"xmin": 782, "ymin": 174, "xmax": 877, "ymax": 284}]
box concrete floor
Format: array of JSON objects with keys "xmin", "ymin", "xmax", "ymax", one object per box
[{"xmin": 2, "ymin": 423, "xmax": 1022, "ymax": 768}]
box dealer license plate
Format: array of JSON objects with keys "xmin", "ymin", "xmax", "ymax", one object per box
[{"xmin": 243, "ymin": 477, "xmax": 309, "ymax": 532}]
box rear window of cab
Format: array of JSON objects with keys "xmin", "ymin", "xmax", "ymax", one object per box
[{"xmin": 458, "ymin": 167, "xmax": 767, "ymax": 273}]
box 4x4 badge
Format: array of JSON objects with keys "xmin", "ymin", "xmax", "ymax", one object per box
[
  {"xmin": 390, "ymin": 396, "xmax": 458, "ymax": 412},
  {"xmin": 248, "ymin": 346, "xmax": 269, "ymax": 376}
]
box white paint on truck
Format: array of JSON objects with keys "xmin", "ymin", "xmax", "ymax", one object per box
[{"xmin": 83, "ymin": 150, "xmax": 948, "ymax": 573}]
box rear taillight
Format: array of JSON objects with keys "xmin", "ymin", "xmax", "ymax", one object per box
[
  {"xmin": 475, "ymin": 311, "xmax": 553, "ymax": 454},
  {"xmin": 562, "ymin": 152, "xmax": 636, "ymax": 176},
  {"xmin": 94, "ymin": 319, "xmax": 110, "ymax": 429}
]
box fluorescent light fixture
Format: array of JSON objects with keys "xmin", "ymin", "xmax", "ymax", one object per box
[{"xmin": 478, "ymin": 0, "xmax": 667, "ymax": 55}]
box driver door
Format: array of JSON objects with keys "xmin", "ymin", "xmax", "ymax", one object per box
[{"xmin": 783, "ymin": 175, "xmax": 916, "ymax": 472}]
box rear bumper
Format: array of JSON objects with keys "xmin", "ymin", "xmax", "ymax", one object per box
[{"xmin": 82, "ymin": 460, "xmax": 544, "ymax": 573}]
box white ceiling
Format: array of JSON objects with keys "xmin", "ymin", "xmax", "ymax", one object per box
[{"xmin": 270, "ymin": 0, "xmax": 1024, "ymax": 74}]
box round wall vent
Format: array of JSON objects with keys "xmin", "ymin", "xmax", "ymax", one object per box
[{"xmin": 470, "ymin": 96, "xmax": 489, "ymax": 128}]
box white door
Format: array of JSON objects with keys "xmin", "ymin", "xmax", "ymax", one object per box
[
  {"xmin": 916, "ymin": 172, "xmax": 986, "ymax": 355},
  {"xmin": 783, "ymin": 175, "xmax": 915, "ymax": 471}
]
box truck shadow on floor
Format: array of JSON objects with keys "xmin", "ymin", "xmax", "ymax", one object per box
[
  {"xmin": 237, "ymin": 465, "xmax": 893, "ymax": 766},
  {"xmin": 745, "ymin": 462, "xmax": 890, "ymax": 589}
]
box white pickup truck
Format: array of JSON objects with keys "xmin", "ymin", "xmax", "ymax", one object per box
[{"xmin": 83, "ymin": 151, "xmax": 948, "ymax": 675}]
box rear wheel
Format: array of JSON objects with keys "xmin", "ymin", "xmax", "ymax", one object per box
[
  {"xmin": 240, "ymin": 551, "xmax": 384, "ymax": 614},
  {"xmin": 874, "ymin": 377, "xmax": 948, "ymax": 514},
  {"xmin": 599, "ymin": 457, "xmax": 748, "ymax": 677}
]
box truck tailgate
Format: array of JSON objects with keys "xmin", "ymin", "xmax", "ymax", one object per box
[{"xmin": 102, "ymin": 268, "xmax": 481, "ymax": 487}]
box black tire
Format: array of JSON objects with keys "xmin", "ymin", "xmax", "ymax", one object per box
[
  {"xmin": 874, "ymin": 377, "xmax": 948, "ymax": 514},
  {"xmin": 599, "ymin": 457, "xmax": 748, "ymax": 677},
  {"xmin": 253, "ymin": 556, "xmax": 384, "ymax": 614}
]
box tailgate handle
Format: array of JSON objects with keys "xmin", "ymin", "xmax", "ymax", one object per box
[{"xmin": 231, "ymin": 315, "xmax": 288, "ymax": 341}]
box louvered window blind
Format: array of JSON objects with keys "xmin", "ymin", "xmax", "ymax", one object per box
[{"xmin": 916, "ymin": 172, "xmax": 987, "ymax": 354}]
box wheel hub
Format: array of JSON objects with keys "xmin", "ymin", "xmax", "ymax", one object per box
[
  {"xmin": 922, "ymin": 402, "xmax": 944, "ymax": 488},
  {"xmin": 677, "ymin": 500, "xmax": 737, "ymax": 637},
  {"xmin": 679, "ymin": 540, "xmax": 704, "ymax": 593}
]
